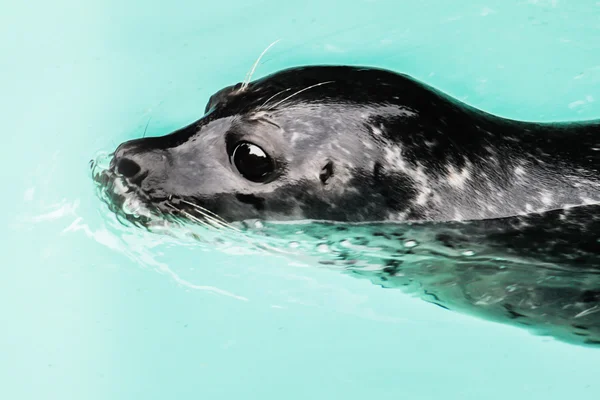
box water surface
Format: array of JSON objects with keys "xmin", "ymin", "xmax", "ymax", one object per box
[{"xmin": 2, "ymin": 0, "xmax": 600, "ymax": 399}]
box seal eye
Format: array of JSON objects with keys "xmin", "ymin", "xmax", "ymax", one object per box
[{"xmin": 231, "ymin": 142, "xmax": 275, "ymax": 183}]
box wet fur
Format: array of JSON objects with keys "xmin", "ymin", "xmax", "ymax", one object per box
[{"xmin": 96, "ymin": 65, "xmax": 600, "ymax": 346}]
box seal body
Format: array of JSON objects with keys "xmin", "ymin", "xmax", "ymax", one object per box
[
  {"xmin": 97, "ymin": 66, "xmax": 600, "ymax": 346},
  {"xmin": 103, "ymin": 66, "xmax": 600, "ymax": 225}
]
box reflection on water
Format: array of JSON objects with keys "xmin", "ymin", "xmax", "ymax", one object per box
[
  {"xmin": 244, "ymin": 206, "xmax": 600, "ymax": 347},
  {"xmin": 90, "ymin": 153, "xmax": 600, "ymax": 347}
]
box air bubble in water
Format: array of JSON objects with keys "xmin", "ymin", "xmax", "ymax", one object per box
[
  {"xmin": 254, "ymin": 221, "xmax": 264, "ymax": 229},
  {"xmin": 404, "ymin": 240, "xmax": 417, "ymax": 248},
  {"xmin": 317, "ymin": 243, "xmax": 330, "ymax": 253},
  {"xmin": 122, "ymin": 197, "xmax": 141, "ymax": 216},
  {"xmin": 462, "ymin": 250, "xmax": 475, "ymax": 257},
  {"xmin": 91, "ymin": 152, "xmax": 111, "ymax": 172}
]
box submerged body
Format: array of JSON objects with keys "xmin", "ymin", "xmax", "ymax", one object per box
[
  {"xmin": 96, "ymin": 65, "xmax": 600, "ymax": 346},
  {"xmin": 248, "ymin": 205, "xmax": 600, "ymax": 346}
]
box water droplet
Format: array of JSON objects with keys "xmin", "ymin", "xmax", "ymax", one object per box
[
  {"xmin": 122, "ymin": 197, "xmax": 141, "ymax": 215},
  {"xmin": 317, "ymin": 244, "xmax": 330, "ymax": 253},
  {"xmin": 403, "ymin": 240, "xmax": 418, "ymax": 248},
  {"xmin": 462, "ymin": 250, "xmax": 475, "ymax": 257}
]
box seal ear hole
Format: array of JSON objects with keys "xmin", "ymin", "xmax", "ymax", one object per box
[{"xmin": 320, "ymin": 161, "xmax": 334, "ymax": 184}]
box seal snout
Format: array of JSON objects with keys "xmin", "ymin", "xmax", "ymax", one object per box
[
  {"xmin": 111, "ymin": 142, "xmax": 147, "ymax": 184},
  {"xmin": 111, "ymin": 138, "xmax": 166, "ymax": 186},
  {"xmin": 116, "ymin": 157, "xmax": 141, "ymax": 178}
]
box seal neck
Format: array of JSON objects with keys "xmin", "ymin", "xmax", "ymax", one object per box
[{"xmin": 504, "ymin": 119, "xmax": 600, "ymax": 176}]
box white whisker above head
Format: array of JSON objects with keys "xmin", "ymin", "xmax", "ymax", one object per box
[
  {"xmin": 258, "ymin": 88, "xmax": 292, "ymax": 110},
  {"xmin": 142, "ymin": 116, "xmax": 152, "ymax": 139},
  {"xmin": 267, "ymin": 81, "xmax": 335, "ymax": 110},
  {"xmin": 240, "ymin": 39, "xmax": 281, "ymax": 92}
]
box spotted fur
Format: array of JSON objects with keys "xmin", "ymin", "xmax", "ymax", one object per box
[{"xmin": 96, "ymin": 65, "xmax": 600, "ymax": 346}]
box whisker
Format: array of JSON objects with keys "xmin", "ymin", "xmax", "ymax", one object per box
[
  {"xmin": 142, "ymin": 117, "xmax": 152, "ymax": 139},
  {"xmin": 179, "ymin": 199, "xmax": 235, "ymax": 228},
  {"xmin": 180, "ymin": 209, "xmax": 211, "ymax": 226},
  {"xmin": 163, "ymin": 202, "xmax": 184, "ymax": 216},
  {"xmin": 240, "ymin": 39, "xmax": 281, "ymax": 91},
  {"xmin": 170, "ymin": 199, "xmax": 239, "ymax": 232},
  {"xmin": 258, "ymin": 88, "xmax": 292, "ymax": 110},
  {"xmin": 268, "ymin": 81, "xmax": 335, "ymax": 110},
  {"xmin": 163, "ymin": 201, "xmax": 275, "ymax": 253},
  {"xmin": 164, "ymin": 202, "xmax": 215, "ymax": 229}
]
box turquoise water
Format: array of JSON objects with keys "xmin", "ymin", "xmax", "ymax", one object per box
[{"xmin": 3, "ymin": 0, "xmax": 600, "ymax": 398}]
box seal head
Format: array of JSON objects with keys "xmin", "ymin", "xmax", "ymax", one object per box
[{"xmin": 100, "ymin": 66, "xmax": 600, "ymax": 225}]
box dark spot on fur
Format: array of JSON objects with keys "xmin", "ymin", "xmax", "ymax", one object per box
[
  {"xmin": 235, "ymin": 193, "xmax": 265, "ymax": 211},
  {"xmin": 372, "ymin": 162, "xmax": 418, "ymax": 212},
  {"xmin": 319, "ymin": 161, "xmax": 334, "ymax": 184},
  {"xmin": 373, "ymin": 162, "xmax": 384, "ymax": 180}
]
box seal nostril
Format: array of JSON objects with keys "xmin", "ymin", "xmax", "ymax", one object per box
[{"xmin": 116, "ymin": 158, "xmax": 141, "ymax": 178}]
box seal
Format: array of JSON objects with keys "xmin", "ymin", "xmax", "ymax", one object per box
[
  {"xmin": 101, "ymin": 65, "xmax": 600, "ymax": 225},
  {"xmin": 95, "ymin": 65, "xmax": 600, "ymax": 347}
]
